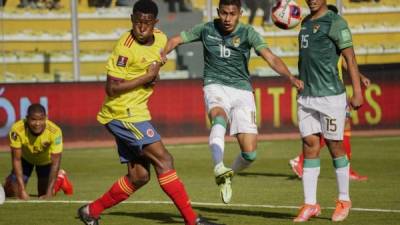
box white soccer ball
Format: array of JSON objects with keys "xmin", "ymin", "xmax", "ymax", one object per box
[
  {"xmin": 0, "ymin": 185, "xmax": 5, "ymax": 205},
  {"xmin": 272, "ymin": 0, "xmax": 302, "ymax": 30}
]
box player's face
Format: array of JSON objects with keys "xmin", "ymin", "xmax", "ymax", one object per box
[
  {"xmin": 217, "ymin": 4, "xmax": 241, "ymax": 33},
  {"xmin": 306, "ymin": 0, "xmax": 326, "ymax": 13},
  {"xmin": 27, "ymin": 112, "xmax": 46, "ymax": 135},
  {"xmin": 131, "ymin": 12, "xmax": 158, "ymax": 44}
]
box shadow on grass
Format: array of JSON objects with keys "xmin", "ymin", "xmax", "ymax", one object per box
[
  {"xmin": 237, "ymin": 171, "xmax": 301, "ymax": 180},
  {"xmin": 107, "ymin": 211, "xmax": 225, "ymax": 224}
]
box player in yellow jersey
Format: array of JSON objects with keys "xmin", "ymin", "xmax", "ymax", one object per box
[
  {"xmin": 78, "ymin": 1, "xmax": 216, "ymax": 225},
  {"xmin": 3, "ymin": 103, "xmax": 73, "ymax": 200}
]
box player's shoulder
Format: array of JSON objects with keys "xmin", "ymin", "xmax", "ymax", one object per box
[
  {"xmin": 46, "ymin": 120, "xmax": 62, "ymax": 135},
  {"xmin": 10, "ymin": 120, "xmax": 25, "ymax": 134},
  {"xmin": 154, "ymin": 28, "xmax": 167, "ymax": 43},
  {"xmin": 116, "ymin": 30, "xmax": 135, "ymax": 48}
]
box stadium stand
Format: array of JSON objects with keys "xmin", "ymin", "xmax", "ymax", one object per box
[{"xmin": 0, "ymin": 0, "xmax": 399, "ymax": 82}]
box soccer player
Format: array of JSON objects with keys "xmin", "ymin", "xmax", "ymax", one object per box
[
  {"xmin": 293, "ymin": 0, "xmax": 364, "ymax": 222},
  {"xmin": 3, "ymin": 103, "xmax": 73, "ymax": 200},
  {"xmin": 163, "ymin": 0, "xmax": 303, "ymax": 204},
  {"xmin": 77, "ymin": 1, "xmax": 216, "ymax": 225}
]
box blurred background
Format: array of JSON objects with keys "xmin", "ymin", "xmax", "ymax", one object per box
[{"xmin": 0, "ymin": 0, "xmax": 399, "ymax": 145}]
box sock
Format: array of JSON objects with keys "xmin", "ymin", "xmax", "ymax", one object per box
[
  {"xmin": 302, "ymin": 158, "xmax": 320, "ymax": 205},
  {"xmin": 231, "ymin": 151, "xmax": 256, "ymax": 173},
  {"xmin": 209, "ymin": 116, "xmax": 227, "ymax": 167},
  {"xmin": 158, "ymin": 170, "xmax": 197, "ymax": 225},
  {"xmin": 333, "ymin": 156, "xmax": 350, "ymax": 201},
  {"xmin": 343, "ymin": 135, "xmax": 352, "ymax": 160},
  {"xmin": 89, "ymin": 176, "xmax": 135, "ymax": 218}
]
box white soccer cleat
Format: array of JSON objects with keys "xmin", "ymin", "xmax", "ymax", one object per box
[{"xmin": 214, "ymin": 166, "xmax": 234, "ymax": 204}]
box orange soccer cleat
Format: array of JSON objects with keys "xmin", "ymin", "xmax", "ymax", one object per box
[
  {"xmin": 293, "ymin": 204, "xmax": 321, "ymax": 222},
  {"xmin": 58, "ymin": 169, "xmax": 74, "ymax": 195},
  {"xmin": 289, "ymin": 157, "xmax": 303, "ymax": 179},
  {"xmin": 331, "ymin": 200, "xmax": 351, "ymax": 222},
  {"xmin": 349, "ymin": 169, "xmax": 368, "ymax": 181}
]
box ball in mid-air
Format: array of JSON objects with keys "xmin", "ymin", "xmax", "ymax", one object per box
[{"xmin": 272, "ymin": 0, "xmax": 302, "ymax": 30}]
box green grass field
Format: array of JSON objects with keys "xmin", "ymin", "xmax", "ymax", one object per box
[{"xmin": 0, "ymin": 136, "xmax": 399, "ymax": 225}]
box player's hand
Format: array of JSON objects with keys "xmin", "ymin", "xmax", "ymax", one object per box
[
  {"xmin": 290, "ymin": 76, "xmax": 304, "ymax": 91},
  {"xmin": 361, "ymin": 76, "xmax": 371, "ymax": 88},
  {"xmin": 18, "ymin": 190, "xmax": 29, "ymax": 200},
  {"xmin": 160, "ymin": 49, "xmax": 168, "ymax": 65},
  {"xmin": 350, "ymin": 94, "xmax": 363, "ymax": 110}
]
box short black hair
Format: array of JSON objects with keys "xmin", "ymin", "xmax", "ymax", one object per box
[
  {"xmin": 327, "ymin": 4, "xmax": 339, "ymax": 14},
  {"xmin": 219, "ymin": 0, "xmax": 241, "ymax": 8},
  {"xmin": 27, "ymin": 103, "xmax": 46, "ymax": 116},
  {"xmin": 133, "ymin": 0, "xmax": 158, "ymax": 18}
]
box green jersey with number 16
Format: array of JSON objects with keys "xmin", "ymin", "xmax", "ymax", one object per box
[{"xmin": 180, "ymin": 19, "xmax": 268, "ymax": 91}]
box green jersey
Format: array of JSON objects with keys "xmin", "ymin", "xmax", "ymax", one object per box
[
  {"xmin": 298, "ymin": 10, "xmax": 353, "ymax": 97},
  {"xmin": 180, "ymin": 19, "xmax": 268, "ymax": 91}
]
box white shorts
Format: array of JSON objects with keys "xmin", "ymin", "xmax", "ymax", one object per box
[
  {"xmin": 203, "ymin": 84, "xmax": 257, "ymax": 136},
  {"xmin": 297, "ymin": 93, "xmax": 347, "ymax": 140}
]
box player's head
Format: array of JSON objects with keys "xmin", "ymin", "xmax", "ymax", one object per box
[
  {"xmin": 327, "ymin": 4, "xmax": 338, "ymax": 14},
  {"xmin": 217, "ymin": 0, "xmax": 242, "ymax": 33},
  {"xmin": 306, "ymin": 0, "xmax": 327, "ymax": 13},
  {"xmin": 130, "ymin": 0, "xmax": 159, "ymax": 44},
  {"xmin": 26, "ymin": 103, "xmax": 47, "ymax": 135}
]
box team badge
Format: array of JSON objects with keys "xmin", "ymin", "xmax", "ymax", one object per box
[
  {"xmin": 313, "ymin": 24, "xmax": 320, "ymax": 33},
  {"xmin": 232, "ymin": 36, "xmax": 241, "ymax": 47},
  {"xmin": 146, "ymin": 128, "xmax": 155, "ymax": 138},
  {"xmin": 117, "ymin": 55, "xmax": 128, "ymax": 67},
  {"xmin": 10, "ymin": 132, "xmax": 18, "ymax": 141},
  {"xmin": 42, "ymin": 142, "xmax": 51, "ymax": 148}
]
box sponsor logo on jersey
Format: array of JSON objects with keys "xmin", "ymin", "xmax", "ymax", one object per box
[
  {"xmin": 117, "ymin": 56, "xmax": 128, "ymax": 67},
  {"xmin": 146, "ymin": 129, "xmax": 155, "ymax": 138},
  {"xmin": 232, "ymin": 36, "xmax": 240, "ymax": 47},
  {"xmin": 11, "ymin": 132, "xmax": 18, "ymax": 141},
  {"xmin": 313, "ymin": 24, "xmax": 320, "ymax": 33}
]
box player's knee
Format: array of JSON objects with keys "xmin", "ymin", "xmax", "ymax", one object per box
[
  {"xmin": 241, "ymin": 151, "xmax": 257, "ymax": 162},
  {"xmin": 211, "ymin": 116, "xmax": 227, "ymax": 128},
  {"xmin": 129, "ymin": 174, "xmax": 150, "ymax": 188}
]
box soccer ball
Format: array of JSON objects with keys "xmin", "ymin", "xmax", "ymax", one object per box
[{"xmin": 271, "ymin": 0, "xmax": 302, "ymax": 30}]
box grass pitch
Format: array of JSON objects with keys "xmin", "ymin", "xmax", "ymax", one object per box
[{"xmin": 0, "ymin": 136, "xmax": 399, "ymax": 225}]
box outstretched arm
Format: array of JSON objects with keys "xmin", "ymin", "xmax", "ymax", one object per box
[{"xmin": 258, "ymin": 48, "xmax": 304, "ymax": 90}]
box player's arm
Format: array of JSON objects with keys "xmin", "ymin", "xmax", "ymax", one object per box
[
  {"xmin": 342, "ymin": 57, "xmax": 370, "ymax": 87},
  {"xmin": 41, "ymin": 153, "xmax": 61, "ymax": 199},
  {"xmin": 342, "ymin": 47, "xmax": 363, "ymax": 109},
  {"xmin": 105, "ymin": 62, "xmax": 161, "ymax": 97},
  {"xmin": 11, "ymin": 147, "xmax": 29, "ymax": 200},
  {"xmin": 258, "ymin": 48, "xmax": 304, "ymax": 90}
]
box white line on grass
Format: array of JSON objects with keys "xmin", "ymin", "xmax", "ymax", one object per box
[{"xmin": 4, "ymin": 200, "xmax": 400, "ymax": 213}]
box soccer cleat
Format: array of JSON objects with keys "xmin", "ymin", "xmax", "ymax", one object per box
[
  {"xmin": 293, "ymin": 204, "xmax": 321, "ymax": 222},
  {"xmin": 331, "ymin": 200, "xmax": 351, "ymax": 222},
  {"xmin": 215, "ymin": 167, "xmax": 234, "ymax": 204},
  {"xmin": 59, "ymin": 169, "xmax": 74, "ymax": 195},
  {"xmin": 195, "ymin": 217, "xmax": 218, "ymax": 225},
  {"xmin": 289, "ymin": 158, "xmax": 303, "ymax": 178},
  {"xmin": 349, "ymin": 169, "xmax": 368, "ymax": 181},
  {"xmin": 78, "ymin": 204, "xmax": 100, "ymax": 225}
]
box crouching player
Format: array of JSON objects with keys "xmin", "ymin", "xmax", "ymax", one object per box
[{"xmin": 3, "ymin": 103, "xmax": 73, "ymax": 200}]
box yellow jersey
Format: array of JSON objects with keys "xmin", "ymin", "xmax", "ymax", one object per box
[
  {"xmin": 97, "ymin": 29, "xmax": 167, "ymax": 124},
  {"xmin": 8, "ymin": 119, "xmax": 63, "ymax": 166}
]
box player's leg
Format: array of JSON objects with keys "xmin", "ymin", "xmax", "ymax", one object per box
[
  {"xmin": 4, "ymin": 157, "xmax": 33, "ymax": 198},
  {"xmin": 57, "ymin": 169, "xmax": 74, "ymax": 195},
  {"xmin": 321, "ymin": 93, "xmax": 351, "ymax": 222},
  {"xmin": 208, "ymin": 107, "xmax": 229, "ymax": 175},
  {"xmin": 290, "ymin": 136, "xmax": 324, "ymax": 179},
  {"xmin": 294, "ymin": 97, "xmax": 322, "ymax": 222},
  {"xmin": 36, "ymin": 163, "xmax": 51, "ymax": 196}
]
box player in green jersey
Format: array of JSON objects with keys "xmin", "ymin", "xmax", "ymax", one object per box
[
  {"xmin": 293, "ymin": 0, "xmax": 364, "ymax": 222},
  {"xmin": 163, "ymin": 0, "xmax": 303, "ymax": 204}
]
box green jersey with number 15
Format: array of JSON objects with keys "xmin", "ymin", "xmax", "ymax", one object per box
[
  {"xmin": 298, "ymin": 10, "xmax": 353, "ymax": 97},
  {"xmin": 180, "ymin": 20, "xmax": 268, "ymax": 91}
]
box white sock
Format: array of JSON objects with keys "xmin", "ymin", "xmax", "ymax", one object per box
[
  {"xmin": 303, "ymin": 167, "xmax": 320, "ymax": 205},
  {"xmin": 336, "ymin": 164, "xmax": 350, "ymax": 201},
  {"xmin": 231, "ymin": 154, "xmax": 252, "ymax": 173},
  {"xmin": 209, "ymin": 124, "xmax": 226, "ymax": 167}
]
